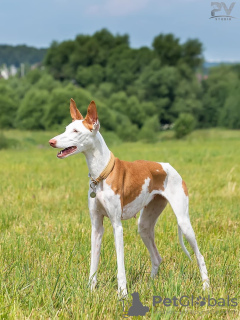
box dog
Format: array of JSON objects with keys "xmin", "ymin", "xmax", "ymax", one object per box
[{"xmin": 49, "ymin": 99, "xmax": 210, "ymax": 295}]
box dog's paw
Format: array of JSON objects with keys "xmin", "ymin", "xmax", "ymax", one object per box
[
  {"xmin": 88, "ymin": 278, "xmax": 97, "ymax": 291},
  {"xmin": 118, "ymin": 287, "xmax": 128, "ymax": 298},
  {"xmin": 202, "ymin": 279, "xmax": 210, "ymax": 291},
  {"xmin": 151, "ymin": 268, "xmax": 159, "ymax": 278}
]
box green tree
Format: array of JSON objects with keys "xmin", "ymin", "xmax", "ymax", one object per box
[
  {"xmin": 116, "ymin": 116, "xmax": 139, "ymax": 142},
  {"xmin": 0, "ymin": 82, "xmax": 17, "ymax": 128},
  {"xmin": 201, "ymin": 66, "xmax": 238, "ymax": 127},
  {"xmin": 76, "ymin": 64, "xmax": 104, "ymax": 87},
  {"xmin": 174, "ymin": 113, "xmax": 195, "ymax": 139},
  {"xmin": 139, "ymin": 115, "xmax": 160, "ymax": 142},
  {"xmin": 16, "ymin": 89, "xmax": 49, "ymax": 130},
  {"xmin": 0, "ymin": 96, "xmax": 17, "ymax": 128},
  {"xmin": 152, "ymin": 34, "xmax": 182, "ymax": 66},
  {"xmin": 34, "ymin": 73, "xmax": 61, "ymax": 91},
  {"xmin": 45, "ymin": 40, "xmax": 75, "ymax": 80},
  {"xmin": 126, "ymin": 96, "xmax": 145, "ymax": 128},
  {"xmin": 95, "ymin": 82, "xmax": 114, "ymax": 100},
  {"xmin": 181, "ymin": 39, "xmax": 203, "ymax": 70},
  {"xmin": 219, "ymin": 87, "xmax": 240, "ymax": 129},
  {"xmin": 26, "ymin": 69, "xmax": 42, "ymax": 84}
]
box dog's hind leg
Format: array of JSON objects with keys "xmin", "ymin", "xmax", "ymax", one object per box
[
  {"xmin": 138, "ymin": 195, "xmax": 168, "ymax": 277},
  {"xmin": 162, "ymin": 164, "xmax": 210, "ymax": 290}
]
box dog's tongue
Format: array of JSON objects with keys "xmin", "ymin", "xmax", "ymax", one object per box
[
  {"xmin": 57, "ymin": 146, "xmax": 76, "ymax": 158},
  {"xmin": 57, "ymin": 150, "xmax": 67, "ymax": 158}
]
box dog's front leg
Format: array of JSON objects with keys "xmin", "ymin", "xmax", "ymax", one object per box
[
  {"xmin": 111, "ymin": 220, "xmax": 127, "ymax": 296},
  {"xmin": 88, "ymin": 205, "xmax": 104, "ymax": 291}
]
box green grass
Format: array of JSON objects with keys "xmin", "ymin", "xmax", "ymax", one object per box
[{"xmin": 0, "ymin": 129, "xmax": 239, "ymax": 319}]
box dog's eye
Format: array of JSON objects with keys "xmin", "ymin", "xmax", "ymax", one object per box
[{"xmin": 73, "ymin": 129, "xmax": 78, "ymax": 133}]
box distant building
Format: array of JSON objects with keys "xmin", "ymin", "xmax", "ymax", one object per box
[
  {"xmin": 0, "ymin": 64, "xmax": 18, "ymax": 79},
  {"xmin": 31, "ymin": 62, "xmax": 42, "ymax": 70},
  {"xmin": 9, "ymin": 65, "xmax": 18, "ymax": 76},
  {"xmin": 0, "ymin": 64, "xmax": 9, "ymax": 79},
  {"xmin": 196, "ymin": 73, "xmax": 208, "ymax": 82}
]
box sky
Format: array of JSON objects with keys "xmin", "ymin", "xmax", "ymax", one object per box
[{"xmin": 0, "ymin": 0, "xmax": 239, "ymax": 61}]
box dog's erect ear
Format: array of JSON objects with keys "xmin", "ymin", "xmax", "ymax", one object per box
[
  {"xmin": 70, "ymin": 98, "xmax": 83, "ymax": 121},
  {"xmin": 84, "ymin": 101, "xmax": 100, "ymax": 131}
]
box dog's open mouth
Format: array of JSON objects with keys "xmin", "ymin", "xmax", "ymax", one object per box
[{"xmin": 57, "ymin": 146, "xmax": 77, "ymax": 158}]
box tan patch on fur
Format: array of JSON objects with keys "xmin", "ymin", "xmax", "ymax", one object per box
[
  {"xmin": 106, "ymin": 158, "xmax": 167, "ymax": 208},
  {"xmin": 83, "ymin": 101, "xmax": 98, "ymax": 131},
  {"xmin": 70, "ymin": 98, "xmax": 83, "ymax": 121},
  {"xmin": 82, "ymin": 120, "xmax": 92, "ymax": 130},
  {"xmin": 182, "ymin": 180, "xmax": 188, "ymax": 196}
]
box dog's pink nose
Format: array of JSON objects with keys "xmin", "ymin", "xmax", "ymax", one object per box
[{"xmin": 49, "ymin": 139, "xmax": 57, "ymax": 148}]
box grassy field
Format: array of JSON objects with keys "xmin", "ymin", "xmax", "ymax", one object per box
[{"xmin": 0, "ymin": 129, "xmax": 239, "ymax": 319}]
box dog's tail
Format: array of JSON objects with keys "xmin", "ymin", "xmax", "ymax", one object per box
[{"xmin": 178, "ymin": 225, "xmax": 192, "ymax": 261}]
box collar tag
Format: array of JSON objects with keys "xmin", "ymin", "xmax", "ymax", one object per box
[{"xmin": 90, "ymin": 181, "xmax": 97, "ymax": 198}]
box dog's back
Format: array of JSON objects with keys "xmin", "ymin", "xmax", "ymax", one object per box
[{"xmin": 106, "ymin": 158, "xmax": 167, "ymax": 207}]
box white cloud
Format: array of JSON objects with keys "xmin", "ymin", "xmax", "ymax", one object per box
[{"xmin": 86, "ymin": 0, "xmax": 151, "ymax": 16}]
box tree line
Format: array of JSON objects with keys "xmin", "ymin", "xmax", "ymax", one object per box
[
  {"xmin": 0, "ymin": 29, "xmax": 239, "ymax": 142},
  {"xmin": 0, "ymin": 45, "xmax": 47, "ymax": 67}
]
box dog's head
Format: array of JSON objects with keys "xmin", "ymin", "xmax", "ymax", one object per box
[{"xmin": 49, "ymin": 99, "xmax": 100, "ymax": 159}]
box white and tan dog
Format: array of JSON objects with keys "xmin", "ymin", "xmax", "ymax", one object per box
[{"xmin": 49, "ymin": 99, "xmax": 210, "ymax": 295}]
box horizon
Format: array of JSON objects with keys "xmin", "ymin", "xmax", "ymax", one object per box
[{"xmin": 0, "ymin": 38, "xmax": 239, "ymax": 64}]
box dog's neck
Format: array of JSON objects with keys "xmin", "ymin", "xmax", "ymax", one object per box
[{"xmin": 83, "ymin": 132, "xmax": 111, "ymax": 180}]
